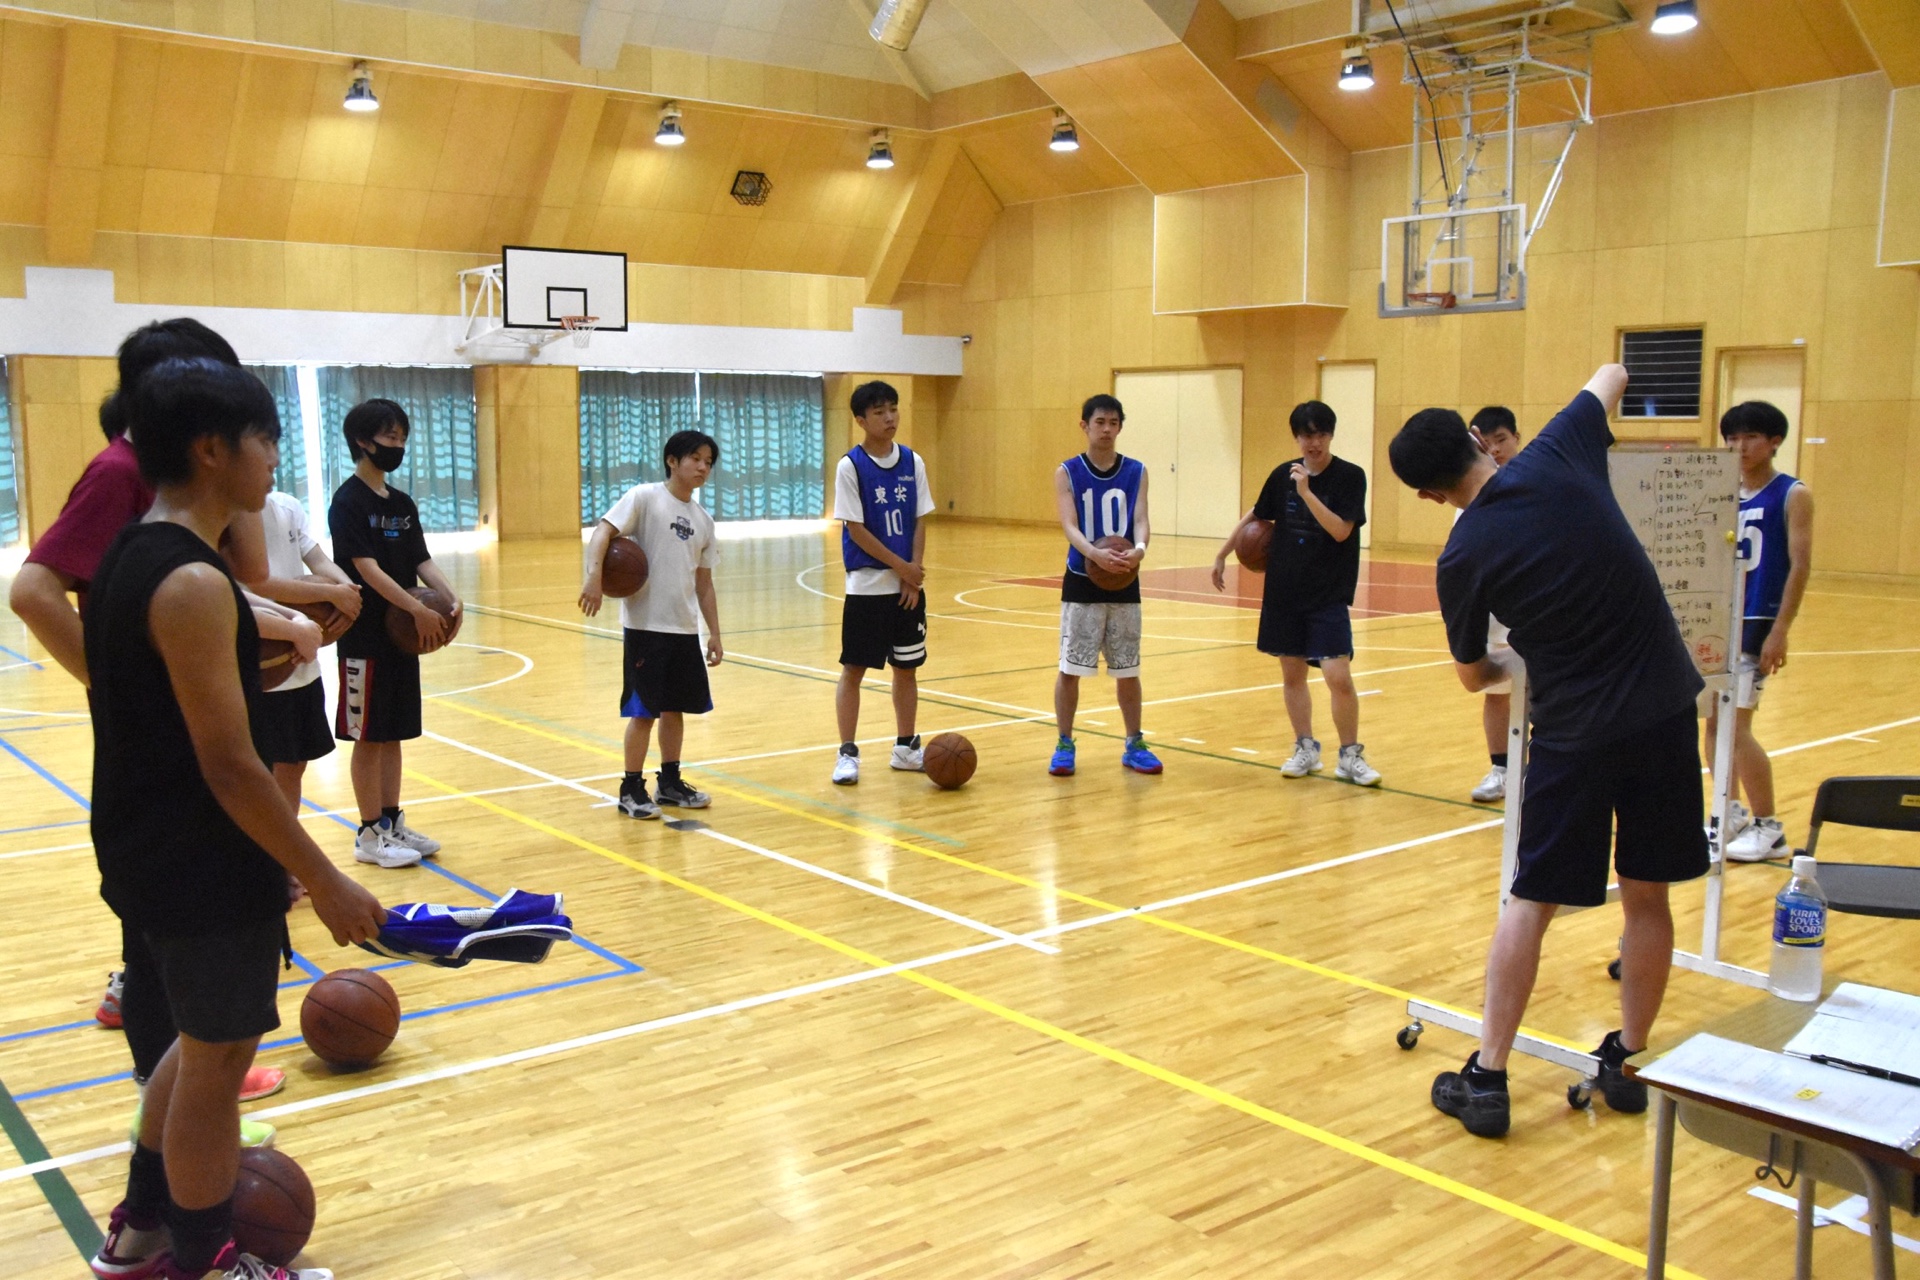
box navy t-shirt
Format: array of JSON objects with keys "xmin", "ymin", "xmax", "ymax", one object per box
[{"xmin": 1437, "ymin": 390, "xmax": 1702, "ymax": 750}]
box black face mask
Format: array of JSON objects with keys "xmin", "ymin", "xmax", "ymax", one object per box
[{"xmin": 365, "ymin": 443, "xmax": 406, "ymax": 473}]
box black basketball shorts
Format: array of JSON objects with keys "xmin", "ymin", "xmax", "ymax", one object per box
[
  {"xmin": 256, "ymin": 680, "xmax": 336, "ymax": 764},
  {"xmin": 127, "ymin": 917, "xmax": 286, "ymax": 1045},
  {"xmin": 621, "ymin": 629, "xmax": 713, "ymax": 718},
  {"xmin": 335, "ymin": 654, "xmax": 422, "ymax": 743},
  {"xmin": 1510, "ymin": 706, "xmax": 1711, "ymax": 908},
  {"xmin": 840, "ymin": 593, "xmax": 928, "ymax": 670}
]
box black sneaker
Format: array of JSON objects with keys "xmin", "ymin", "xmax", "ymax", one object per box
[
  {"xmin": 655, "ymin": 775, "xmax": 711, "ymax": 809},
  {"xmin": 1594, "ymin": 1031, "xmax": 1648, "ymax": 1113},
  {"xmin": 617, "ymin": 778, "xmax": 660, "ymax": 820},
  {"xmin": 1432, "ymin": 1052, "xmax": 1511, "ymax": 1138}
]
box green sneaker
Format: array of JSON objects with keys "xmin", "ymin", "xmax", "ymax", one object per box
[{"xmin": 129, "ymin": 1102, "xmax": 276, "ymax": 1148}]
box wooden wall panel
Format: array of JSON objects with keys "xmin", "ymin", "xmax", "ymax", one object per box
[
  {"xmin": 15, "ymin": 354, "xmax": 119, "ymax": 543},
  {"xmin": 1884, "ymin": 86, "xmax": 1920, "ymax": 264},
  {"xmin": 486, "ymin": 364, "xmax": 580, "ymax": 540}
]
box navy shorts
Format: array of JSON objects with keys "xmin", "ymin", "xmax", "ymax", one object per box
[
  {"xmin": 1257, "ymin": 602, "xmax": 1353, "ymax": 665},
  {"xmin": 621, "ymin": 629, "xmax": 712, "ymax": 718},
  {"xmin": 1511, "ymin": 706, "xmax": 1711, "ymax": 907}
]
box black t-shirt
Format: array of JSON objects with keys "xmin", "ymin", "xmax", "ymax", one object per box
[
  {"xmin": 1438, "ymin": 390, "xmax": 1704, "ymax": 751},
  {"xmin": 1253, "ymin": 454, "xmax": 1367, "ymax": 612},
  {"xmin": 329, "ymin": 475, "xmax": 430, "ymax": 660},
  {"xmin": 85, "ymin": 522, "xmax": 288, "ymax": 933}
]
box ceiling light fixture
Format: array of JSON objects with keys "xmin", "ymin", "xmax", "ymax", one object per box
[
  {"xmin": 343, "ymin": 61, "xmax": 378, "ymax": 112},
  {"xmin": 655, "ymin": 101, "xmax": 685, "ymax": 146},
  {"xmin": 1649, "ymin": 0, "xmax": 1698, "ymax": 35},
  {"xmin": 1048, "ymin": 109, "xmax": 1079, "ymax": 153},
  {"xmin": 866, "ymin": 128, "xmax": 895, "ymax": 169},
  {"xmin": 1338, "ymin": 47, "xmax": 1374, "ymax": 91}
]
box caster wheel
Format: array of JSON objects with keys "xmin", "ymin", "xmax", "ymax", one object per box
[
  {"xmin": 1568, "ymin": 1083, "xmax": 1592, "ymax": 1110},
  {"xmin": 1396, "ymin": 1024, "xmax": 1421, "ymax": 1051},
  {"xmin": 1607, "ymin": 958, "xmax": 1622, "ymax": 981}
]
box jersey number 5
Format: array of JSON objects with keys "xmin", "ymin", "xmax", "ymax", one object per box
[
  {"xmin": 1080, "ymin": 488, "xmax": 1128, "ymax": 539},
  {"xmin": 1736, "ymin": 508, "xmax": 1763, "ymax": 569}
]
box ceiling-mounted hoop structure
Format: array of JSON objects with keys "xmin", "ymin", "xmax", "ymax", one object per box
[
  {"xmin": 457, "ymin": 264, "xmax": 566, "ymax": 357},
  {"xmin": 1364, "ymin": 0, "xmax": 1633, "ymax": 317}
]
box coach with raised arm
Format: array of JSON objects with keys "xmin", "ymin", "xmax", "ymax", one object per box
[{"xmin": 1387, "ymin": 364, "xmax": 1709, "ymax": 1139}]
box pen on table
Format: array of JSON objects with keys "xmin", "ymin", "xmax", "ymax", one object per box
[{"xmin": 1808, "ymin": 1054, "xmax": 1920, "ymax": 1088}]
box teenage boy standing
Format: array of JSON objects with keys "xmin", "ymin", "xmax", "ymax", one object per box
[{"xmin": 1464, "ymin": 406, "xmax": 1522, "ymax": 804}]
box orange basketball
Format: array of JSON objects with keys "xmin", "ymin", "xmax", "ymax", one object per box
[
  {"xmin": 1084, "ymin": 535, "xmax": 1138, "ymax": 592},
  {"xmin": 231, "ymin": 1147, "xmax": 315, "ymax": 1266},
  {"xmin": 923, "ymin": 733, "xmax": 977, "ymax": 790},
  {"xmin": 382, "ymin": 587, "xmax": 461, "ymax": 656},
  {"xmin": 300, "ymin": 969, "xmax": 399, "ymax": 1069},
  {"xmin": 258, "ymin": 639, "xmax": 298, "ymax": 691},
  {"xmin": 290, "ymin": 574, "xmax": 353, "ymax": 645},
  {"xmin": 601, "ymin": 536, "xmax": 650, "ymax": 598},
  {"xmin": 1232, "ymin": 517, "xmax": 1272, "ymax": 573}
]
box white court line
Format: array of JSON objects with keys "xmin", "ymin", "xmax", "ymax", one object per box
[
  {"xmin": 419, "ymin": 729, "xmax": 1055, "ymax": 953},
  {"xmin": 0, "ymin": 840, "xmax": 90, "ymax": 861},
  {"xmin": 1230, "ymin": 747, "xmax": 1259, "ymax": 755},
  {"xmin": 424, "ymin": 643, "xmax": 535, "ymax": 699},
  {"xmin": 1771, "ymin": 713, "xmax": 1920, "ymax": 757},
  {"xmin": 0, "ymin": 819, "xmax": 1496, "ymax": 1186}
]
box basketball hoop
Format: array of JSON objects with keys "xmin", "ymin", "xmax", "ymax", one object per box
[
  {"xmin": 559, "ymin": 315, "xmax": 600, "ymax": 348},
  {"xmin": 1405, "ymin": 291, "xmax": 1458, "ymax": 310}
]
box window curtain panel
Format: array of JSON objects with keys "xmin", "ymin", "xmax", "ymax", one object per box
[
  {"xmin": 578, "ymin": 370, "xmax": 697, "ymax": 524},
  {"xmin": 0, "ymin": 360, "xmax": 17, "ymax": 547},
  {"xmin": 246, "ymin": 364, "xmax": 306, "ymax": 507},
  {"xmin": 317, "ymin": 365, "xmax": 479, "ymax": 532},
  {"xmin": 696, "ymin": 373, "xmax": 824, "ymax": 521}
]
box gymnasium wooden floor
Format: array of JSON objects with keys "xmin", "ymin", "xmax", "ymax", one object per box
[{"xmin": 4, "ymin": 523, "xmax": 1918, "ymax": 1279}]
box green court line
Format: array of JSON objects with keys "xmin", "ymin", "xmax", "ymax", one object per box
[{"xmin": 0, "ymin": 1073, "xmax": 103, "ymax": 1261}]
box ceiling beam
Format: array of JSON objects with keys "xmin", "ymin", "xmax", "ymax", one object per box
[
  {"xmin": 867, "ymin": 135, "xmax": 962, "ymax": 304},
  {"xmin": 44, "ymin": 24, "xmax": 116, "ymax": 265},
  {"xmin": 527, "ymin": 89, "xmax": 610, "ymax": 247},
  {"xmin": 844, "ymin": 0, "xmax": 933, "ymax": 100},
  {"xmin": 1843, "ymin": 0, "xmax": 1920, "ymax": 87},
  {"xmin": 578, "ymin": 0, "xmax": 636, "ymax": 73}
]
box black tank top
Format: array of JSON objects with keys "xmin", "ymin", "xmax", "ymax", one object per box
[{"xmin": 85, "ymin": 521, "xmax": 288, "ymax": 932}]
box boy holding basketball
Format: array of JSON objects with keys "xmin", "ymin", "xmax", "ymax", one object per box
[
  {"xmin": 328, "ymin": 399, "xmax": 460, "ymax": 869},
  {"xmin": 1463, "ymin": 407, "xmax": 1522, "ymax": 804},
  {"xmin": 1212, "ymin": 401, "xmax": 1378, "ymax": 785},
  {"xmin": 87, "ymin": 357, "xmax": 384, "ymax": 1280},
  {"xmin": 1050, "ymin": 394, "xmax": 1161, "ymax": 776},
  {"xmin": 1709, "ymin": 400, "xmax": 1812, "ymax": 861},
  {"xmin": 578, "ymin": 429, "xmax": 724, "ymax": 819},
  {"xmin": 831, "ymin": 381, "xmax": 933, "ymax": 785},
  {"xmin": 1389, "ymin": 364, "xmax": 1709, "ymax": 1138}
]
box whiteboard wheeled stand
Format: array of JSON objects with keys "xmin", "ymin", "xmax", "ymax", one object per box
[{"xmin": 1396, "ymin": 450, "xmax": 1762, "ymax": 1107}]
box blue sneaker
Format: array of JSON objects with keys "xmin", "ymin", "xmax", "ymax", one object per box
[
  {"xmin": 1048, "ymin": 738, "xmax": 1076, "ymax": 776},
  {"xmin": 1121, "ymin": 737, "xmax": 1163, "ymax": 774}
]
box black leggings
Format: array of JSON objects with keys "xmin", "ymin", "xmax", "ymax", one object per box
[{"xmin": 120, "ymin": 920, "xmax": 178, "ymax": 1084}]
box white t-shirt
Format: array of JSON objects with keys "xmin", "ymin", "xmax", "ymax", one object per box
[
  {"xmin": 833, "ymin": 445, "xmax": 934, "ymax": 596},
  {"xmin": 261, "ymin": 491, "xmax": 322, "ymax": 690},
  {"xmin": 601, "ymin": 482, "xmax": 718, "ymax": 634}
]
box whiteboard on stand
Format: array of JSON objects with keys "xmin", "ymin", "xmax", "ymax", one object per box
[{"xmin": 1606, "ymin": 447, "xmax": 1740, "ymax": 677}]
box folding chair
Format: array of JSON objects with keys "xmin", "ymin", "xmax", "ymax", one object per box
[{"xmin": 1803, "ymin": 776, "xmax": 1920, "ymax": 920}]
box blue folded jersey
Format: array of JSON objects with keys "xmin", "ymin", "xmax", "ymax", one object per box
[{"xmin": 357, "ymin": 888, "xmax": 573, "ymax": 969}]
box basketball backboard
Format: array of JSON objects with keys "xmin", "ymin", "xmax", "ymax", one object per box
[
  {"xmin": 502, "ymin": 246, "xmax": 628, "ymax": 331},
  {"xmin": 1380, "ymin": 205, "xmax": 1525, "ymax": 317}
]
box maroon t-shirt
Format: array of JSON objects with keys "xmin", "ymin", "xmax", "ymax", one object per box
[{"xmin": 24, "ymin": 435, "xmax": 154, "ymax": 594}]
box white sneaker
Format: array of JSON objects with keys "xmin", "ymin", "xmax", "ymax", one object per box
[
  {"xmin": 832, "ymin": 751, "xmax": 860, "ymax": 785},
  {"xmin": 1335, "ymin": 743, "xmax": 1382, "ymax": 786},
  {"xmin": 890, "ymin": 737, "xmax": 925, "ymax": 772},
  {"xmin": 1726, "ymin": 816, "xmax": 1789, "ymax": 862},
  {"xmin": 1708, "ymin": 798, "xmax": 1752, "ymax": 844},
  {"xmin": 385, "ymin": 811, "xmax": 440, "ymax": 858},
  {"xmin": 208, "ymin": 1240, "xmax": 332, "ymax": 1279},
  {"xmin": 1279, "ymin": 737, "xmax": 1321, "ymax": 778},
  {"xmin": 353, "ymin": 822, "xmax": 421, "ymax": 869},
  {"xmin": 1471, "ymin": 765, "xmax": 1507, "ymax": 803}
]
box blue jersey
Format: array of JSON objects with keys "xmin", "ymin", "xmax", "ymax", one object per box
[
  {"xmin": 1737, "ymin": 471, "xmax": 1801, "ymax": 652},
  {"xmin": 1063, "ymin": 453, "xmax": 1142, "ymax": 577},
  {"xmin": 841, "ymin": 445, "xmax": 921, "ymax": 573}
]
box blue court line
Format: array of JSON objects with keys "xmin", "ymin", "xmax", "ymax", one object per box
[
  {"xmin": 0, "ymin": 643, "xmax": 42, "ymax": 669},
  {"xmin": 0, "ymin": 735, "xmax": 89, "ymax": 810},
  {"xmin": 0, "ymin": 819, "xmax": 88, "ymax": 836},
  {"xmin": 0, "ymin": 1019, "xmax": 95, "ymax": 1045},
  {"xmin": 0, "ymin": 721, "xmax": 85, "ymax": 734},
  {"xmin": 284, "ymin": 949, "xmax": 325, "ymax": 981}
]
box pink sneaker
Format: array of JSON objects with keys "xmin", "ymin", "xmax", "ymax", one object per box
[
  {"xmin": 237, "ymin": 1067, "xmax": 284, "ymax": 1103},
  {"xmin": 164, "ymin": 1241, "xmax": 332, "ymax": 1280},
  {"xmin": 90, "ymin": 1204, "xmax": 169, "ymax": 1279}
]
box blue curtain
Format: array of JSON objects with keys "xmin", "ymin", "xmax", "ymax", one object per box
[
  {"xmin": 578, "ymin": 370, "xmax": 697, "ymax": 524},
  {"xmin": 0, "ymin": 360, "xmax": 17, "ymax": 547},
  {"xmin": 317, "ymin": 366, "xmax": 479, "ymax": 532},
  {"xmin": 697, "ymin": 373, "xmax": 825, "ymax": 521},
  {"xmin": 246, "ymin": 364, "xmax": 305, "ymax": 504}
]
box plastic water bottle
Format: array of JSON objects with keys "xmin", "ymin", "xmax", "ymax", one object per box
[{"xmin": 1769, "ymin": 856, "xmax": 1827, "ymax": 1002}]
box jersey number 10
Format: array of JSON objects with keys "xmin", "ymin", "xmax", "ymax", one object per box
[
  {"xmin": 1080, "ymin": 488, "xmax": 1129, "ymax": 539},
  {"xmin": 883, "ymin": 508, "xmax": 905, "ymax": 538}
]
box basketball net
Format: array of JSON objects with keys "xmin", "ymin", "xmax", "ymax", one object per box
[{"xmin": 559, "ymin": 315, "xmax": 600, "ymax": 348}]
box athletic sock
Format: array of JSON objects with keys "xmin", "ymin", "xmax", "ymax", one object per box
[
  {"xmin": 1598, "ymin": 1030, "xmax": 1642, "ymax": 1063},
  {"xmin": 896, "ymin": 735, "xmax": 915, "ymax": 747},
  {"xmin": 166, "ymin": 1197, "xmax": 234, "ymax": 1274},
  {"xmin": 381, "ymin": 805, "xmax": 402, "ymax": 824},
  {"xmin": 358, "ymin": 818, "xmax": 379, "ymax": 834},
  {"xmin": 1491, "ymin": 752, "xmax": 1509, "ymax": 768},
  {"xmin": 124, "ymin": 1143, "xmax": 167, "ymax": 1231},
  {"xmin": 659, "ymin": 761, "xmax": 682, "ymax": 786},
  {"xmin": 841, "ymin": 742, "xmax": 859, "ymax": 757},
  {"xmin": 622, "ymin": 771, "xmax": 645, "ymax": 790},
  {"xmin": 1463, "ymin": 1052, "xmax": 1507, "ymax": 1087},
  {"xmin": 1126, "ymin": 733, "xmax": 1144, "ymax": 748}
]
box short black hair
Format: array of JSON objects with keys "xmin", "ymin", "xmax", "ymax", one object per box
[
  {"xmin": 1081, "ymin": 394, "xmax": 1125, "ymax": 423},
  {"xmin": 343, "ymin": 398, "xmax": 410, "ymax": 461},
  {"xmin": 129, "ymin": 358, "xmax": 280, "ymax": 487},
  {"xmin": 1389, "ymin": 408, "xmax": 1478, "ymax": 492},
  {"xmin": 850, "ymin": 381, "xmax": 899, "ymax": 418},
  {"xmin": 100, "ymin": 318, "xmax": 240, "ymax": 441},
  {"xmin": 1290, "ymin": 401, "xmax": 1336, "ymax": 436},
  {"xmin": 1720, "ymin": 400, "xmax": 1789, "ymax": 441},
  {"xmin": 663, "ymin": 429, "xmax": 720, "ymax": 475},
  {"xmin": 1470, "ymin": 405, "xmax": 1519, "ymax": 439}
]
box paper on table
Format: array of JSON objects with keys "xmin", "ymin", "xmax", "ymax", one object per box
[
  {"xmin": 1638, "ymin": 1034, "xmax": 1920, "ymax": 1150},
  {"xmin": 1783, "ymin": 983, "xmax": 1920, "ymax": 1079}
]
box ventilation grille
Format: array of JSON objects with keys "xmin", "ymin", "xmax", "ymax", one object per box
[{"xmin": 1619, "ymin": 327, "xmax": 1703, "ymax": 418}]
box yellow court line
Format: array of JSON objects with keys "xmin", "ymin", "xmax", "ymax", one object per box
[
  {"xmin": 433, "ymin": 696, "xmax": 1584, "ymax": 1052},
  {"xmin": 401, "ymin": 765, "xmax": 1701, "ymax": 1280}
]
